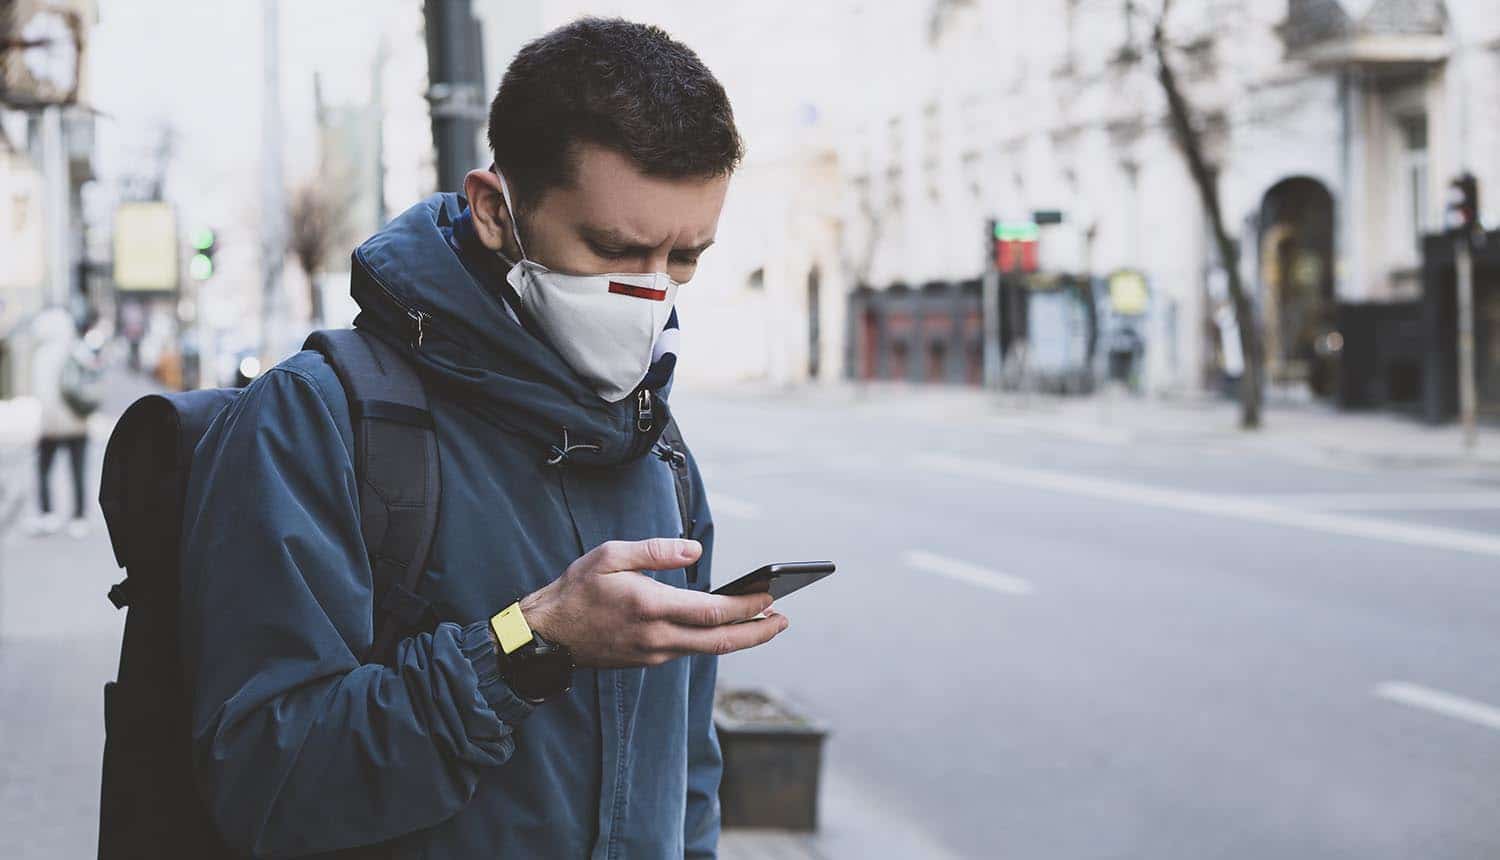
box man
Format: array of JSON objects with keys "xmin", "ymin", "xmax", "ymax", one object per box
[{"xmin": 180, "ymin": 18, "xmax": 786, "ymax": 858}]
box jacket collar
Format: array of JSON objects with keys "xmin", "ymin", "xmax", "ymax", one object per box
[{"xmin": 349, "ymin": 193, "xmax": 672, "ymax": 467}]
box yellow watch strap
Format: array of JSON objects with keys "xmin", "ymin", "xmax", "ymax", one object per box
[{"xmin": 490, "ymin": 602, "xmax": 534, "ymax": 655}]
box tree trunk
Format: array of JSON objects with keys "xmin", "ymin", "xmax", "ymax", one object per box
[
  {"xmin": 306, "ymin": 270, "xmax": 325, "ymax": 329},
  {"xmin": 1153, "ymin": 13, "xmax": 1263, "ymax": 428}
]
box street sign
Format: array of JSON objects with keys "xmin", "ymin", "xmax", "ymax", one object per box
[
  {"xmin": 113, "ymin": 202, "xmax": 179, "ymax": 292},
  {"xmin": 1108, "ymin": 269, "xmax": 1149, "ymax": 316}
]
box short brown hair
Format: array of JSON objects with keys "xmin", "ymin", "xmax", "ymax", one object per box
[{"xmin": 487, "ymin": 17, "xmax": 744, "ymax": 211}]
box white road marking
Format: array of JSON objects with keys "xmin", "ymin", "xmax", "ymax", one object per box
[
  {"xmin": 709, "ymin": 492, "xmax": 763, "ymax": 520},
  {"xmin": 914, "ymin": 453, "xmax": 1500, "ymax": 559},
  {"xmin": 984, "ymin": 418, "xmax": 1132, "ymax": 446},
  {"xmin": 1250, "ymin": 491, "xmax": 1500, "ymax": 512},
  {"xmin": 1373, "ymin": 682, "xmax": 1500, "ymax": 733},
  {"xmin": 904, "ymin": 549, "xmax": 1034, "ymax": 595}
]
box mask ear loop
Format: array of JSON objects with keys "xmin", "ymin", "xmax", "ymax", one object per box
[{"xmin": 493, "ymin": 168, "xmax": 529, "ymax": 266}]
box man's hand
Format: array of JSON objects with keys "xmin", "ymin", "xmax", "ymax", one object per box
[{"xmin": 517, "ymin": 538, "xmax": 788, "ymax": 668}]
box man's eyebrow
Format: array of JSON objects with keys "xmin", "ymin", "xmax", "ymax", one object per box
[{"xmin": 580, "ymin": 225, "xmax": 715, "ymax": 254}]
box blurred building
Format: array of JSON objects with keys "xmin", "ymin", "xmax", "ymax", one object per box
[
  {"xmin": 0, "ymin": 0, "xmax": 100, "ymax": 398},
  {"xmin": 818, "ymin": 0, "xmax": 1499, "ymax": 405}
]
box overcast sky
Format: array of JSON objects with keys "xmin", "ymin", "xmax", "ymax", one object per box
[
  {"xmin": 89, "ymin": 0, "xmax": 411, "ymax": 227},
  {"xmin": 80, "ymin": 0, "xmax": 897, "ymax": 284}
]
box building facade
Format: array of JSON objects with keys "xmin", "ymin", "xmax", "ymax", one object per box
[
  {"xmin": 0, "ymin": 0, "xmax": 100, "ymax": 397},
  {"xmin": 825, "ymin": 0, "xmax": 1500, "ymax": 400}
]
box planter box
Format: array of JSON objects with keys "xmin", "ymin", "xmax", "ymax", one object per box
[{"xmin": 714, "ymin": 687, "xmax": 829, "ymax": 831}]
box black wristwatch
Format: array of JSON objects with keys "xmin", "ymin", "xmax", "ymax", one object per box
[{"xmin": 489, "ymin": 602, "xmax": 575, "ymax": 704}]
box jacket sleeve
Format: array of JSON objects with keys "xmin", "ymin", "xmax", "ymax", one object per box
[
  {"xmin": 179, "ymin": 362, "xmax": 535, "ymax": 857},
  {"xmin": 682, "ymin": 454, "xmax": 724, "ymax": 859}
]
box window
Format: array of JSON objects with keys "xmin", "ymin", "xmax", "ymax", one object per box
[
  {"xmin": 923, "ymin": 101, "xmax": 941, "ymax": 202},
  {"xmin": 1398, "ymin": 114, "xmax": 1429, "ymax": 252}
]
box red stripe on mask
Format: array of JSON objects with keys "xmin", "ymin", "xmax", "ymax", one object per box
[{"xmin": 608, "ymin": 281, "xmax": 667, "ymax": 301}]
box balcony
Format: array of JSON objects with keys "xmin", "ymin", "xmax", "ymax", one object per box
[{"xmin": 1280, "ymin": 0, "xmax": 1448, "ymax": 69}]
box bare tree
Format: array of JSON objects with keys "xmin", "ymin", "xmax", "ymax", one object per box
[
  {"xmin": 839, "ymin": 178, "xmax": 885, "ymax": 289},
  {"xmin": 1151, "ymin": 0, "xmax": 1264, "ymax": 428},
  {"xmin": 287, "ymin": 182, "xmax": 346, "ymax": 327}
]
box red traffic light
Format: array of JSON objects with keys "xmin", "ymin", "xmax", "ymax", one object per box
[{"xmin": 1446, "ymin": 173, "xmax": 1479, "ymax": 234}]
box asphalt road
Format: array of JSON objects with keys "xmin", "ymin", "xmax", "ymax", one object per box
[
  {"xmin": 678, "ymin": 387, "xmax": 1500, "ymax": 860},
  {"xmin": 5, "ymin": 380, "xmax": 1500, "ymax": 859}
]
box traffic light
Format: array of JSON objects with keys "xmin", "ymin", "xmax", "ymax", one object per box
[
  {"xmin": 993, "ymin": 220, "xmax": 1040, "ymax": 273},
  {"xmin": 189, "ymin": 227, "xmax": 217, "ymax": 281},
  {"xmin": 1446, "ymin": 173, "xmax": 1479, "ymax": 236}
]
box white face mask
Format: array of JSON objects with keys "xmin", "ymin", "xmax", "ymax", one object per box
[{"xmin": 495, "ymin": 171, "xmax": 680, "ymax": 403}]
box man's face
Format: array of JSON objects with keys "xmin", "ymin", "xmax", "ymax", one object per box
[{"xmin": 465, "ymin": 142, "xmax": 730, "ymax": 286}]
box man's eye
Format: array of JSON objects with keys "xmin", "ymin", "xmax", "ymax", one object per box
[
  {"xmin": 670, "ymin": 254, "xmax": 700, "ymax": 266},
  {"xmin": 592, "ymin": 244, "xmax": 630, "ymax": 259}
]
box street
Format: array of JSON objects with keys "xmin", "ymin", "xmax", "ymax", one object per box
[
  {"xmin": 5, "ymin": 383, "xmax": 1500, "ymax": 858},
  {"xmin": 684, "ymin": 386, "xmax": 1500, "ymax": 859}
]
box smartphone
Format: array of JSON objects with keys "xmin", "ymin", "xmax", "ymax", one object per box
[{"xmin": 712, "ymin": 561, "xmax": 836, "ymax": 610}]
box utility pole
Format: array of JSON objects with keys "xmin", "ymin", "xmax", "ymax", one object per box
[
  {"xmin": 40, "ymin": 104, "xmax": 69, "ymax": 308},
  {"xmin": 982, "ymin": 218, "xmax": 1002, "ymax": 389},
  {"xmin": 1456, "ymin": 237, "xmax": 1476, "ymax": 448},
  {"xmin": 260, "ymin": 0, "xmax": 286, "ymax": 361},
  {"xmin": 373, "ymin": 38, "xmax": 390, "ymax": 227},
  {"xmin": 424, "ymin": 0, "xmax": 487, "ymax": 192},
  {"xmin": 1447, "ymin": 173, "xmax": 1481, "ymax": 450}
]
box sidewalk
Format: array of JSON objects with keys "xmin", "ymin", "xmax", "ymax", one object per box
[
  {"xmin": 721, "ymin": 380, "xmax": 1500, "ymax": 474},
  {"xmin": 721, "ymin": 765, "xmax": 962, "ymax": 860},
  {"xmin": 0, "ymin": 370, "xmax": 148, "ymax": 859}
]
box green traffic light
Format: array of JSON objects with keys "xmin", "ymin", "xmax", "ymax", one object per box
[
  {"xmin": 190, "ymin": 252, "xmax": 214, "ymax": 280},
  {"xmin": 191, "ymin": 227, "xmax": 216, "ymax": 251}
]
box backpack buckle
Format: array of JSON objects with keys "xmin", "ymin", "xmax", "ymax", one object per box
[{"xmin": 652, "ymin": 440, "xmax": 686, "ymax": 470}]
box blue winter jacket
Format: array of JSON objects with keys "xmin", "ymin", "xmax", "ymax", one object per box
[{"xmin": 179, "ymin": 193, "xmax": 721, "ymax": 858}]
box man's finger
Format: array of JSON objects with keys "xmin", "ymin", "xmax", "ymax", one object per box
[
  {"xmin": 587, "ymin": 538, "xmax": 702, "ymax": 574},
  {"xmin": 644, "ymin": 583, "xmax": 774, "ymax": 626},
  {"xmin": 659, "ymin": 613, "xmax": 789, "ymax": 657}
]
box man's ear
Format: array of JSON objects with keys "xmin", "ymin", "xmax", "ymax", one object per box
[{"xmin": 462, "ymin": 168, "xmax": 522, "ymax": 260}]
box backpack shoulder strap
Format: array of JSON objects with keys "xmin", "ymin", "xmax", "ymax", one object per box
[
  {"xmin": 304, "ymin": 328, "xmax": 441, "ymax": 662},
  {"xmin": 654, "ymin": 417, "xmax": 699, "ymax": 585}
]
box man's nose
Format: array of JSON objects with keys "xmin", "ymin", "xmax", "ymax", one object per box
[{"xmin": 642, "ymin": 250, "xmax": 672, "ymax": 273}]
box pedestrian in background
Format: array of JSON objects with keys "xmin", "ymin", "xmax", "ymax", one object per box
[{"xmin": 25, "ymin": 307, "xmax": 100, "ymax": 539}]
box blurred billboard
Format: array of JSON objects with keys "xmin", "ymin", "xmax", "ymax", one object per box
[{"xmin": 112, "ymin": 201, "xmax": 177, "ymax": 293}]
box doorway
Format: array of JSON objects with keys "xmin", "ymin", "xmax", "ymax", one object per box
[{"xmin": 1258, "ymin": 177, "xmax": 1337, "ymax": 396}]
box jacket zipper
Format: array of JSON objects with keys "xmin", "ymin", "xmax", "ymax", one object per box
[
  {"xmin": 652, "ymin": 432, "xmax": 697, "ymax": 584},
  {"xmin": 408, "ymin": 308, "xmax": 429, "ymax": 349},
  {"xmin": 636, "ymin": 389, "xmax": 654, "ymax": 433}
]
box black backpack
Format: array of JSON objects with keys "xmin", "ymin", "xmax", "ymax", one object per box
[{"xmin": 96, "ymin": 329, "xmax": 444, "ymax": 859}]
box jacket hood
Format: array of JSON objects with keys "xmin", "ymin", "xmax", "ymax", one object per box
[{"xmin": 349, "ymin": 193, "xmax": 672, "ymax": 467}]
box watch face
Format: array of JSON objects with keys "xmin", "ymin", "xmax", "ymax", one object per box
[{"xmin": 509, "ymin": 642, "xmax": 575, "ymax": 702}]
